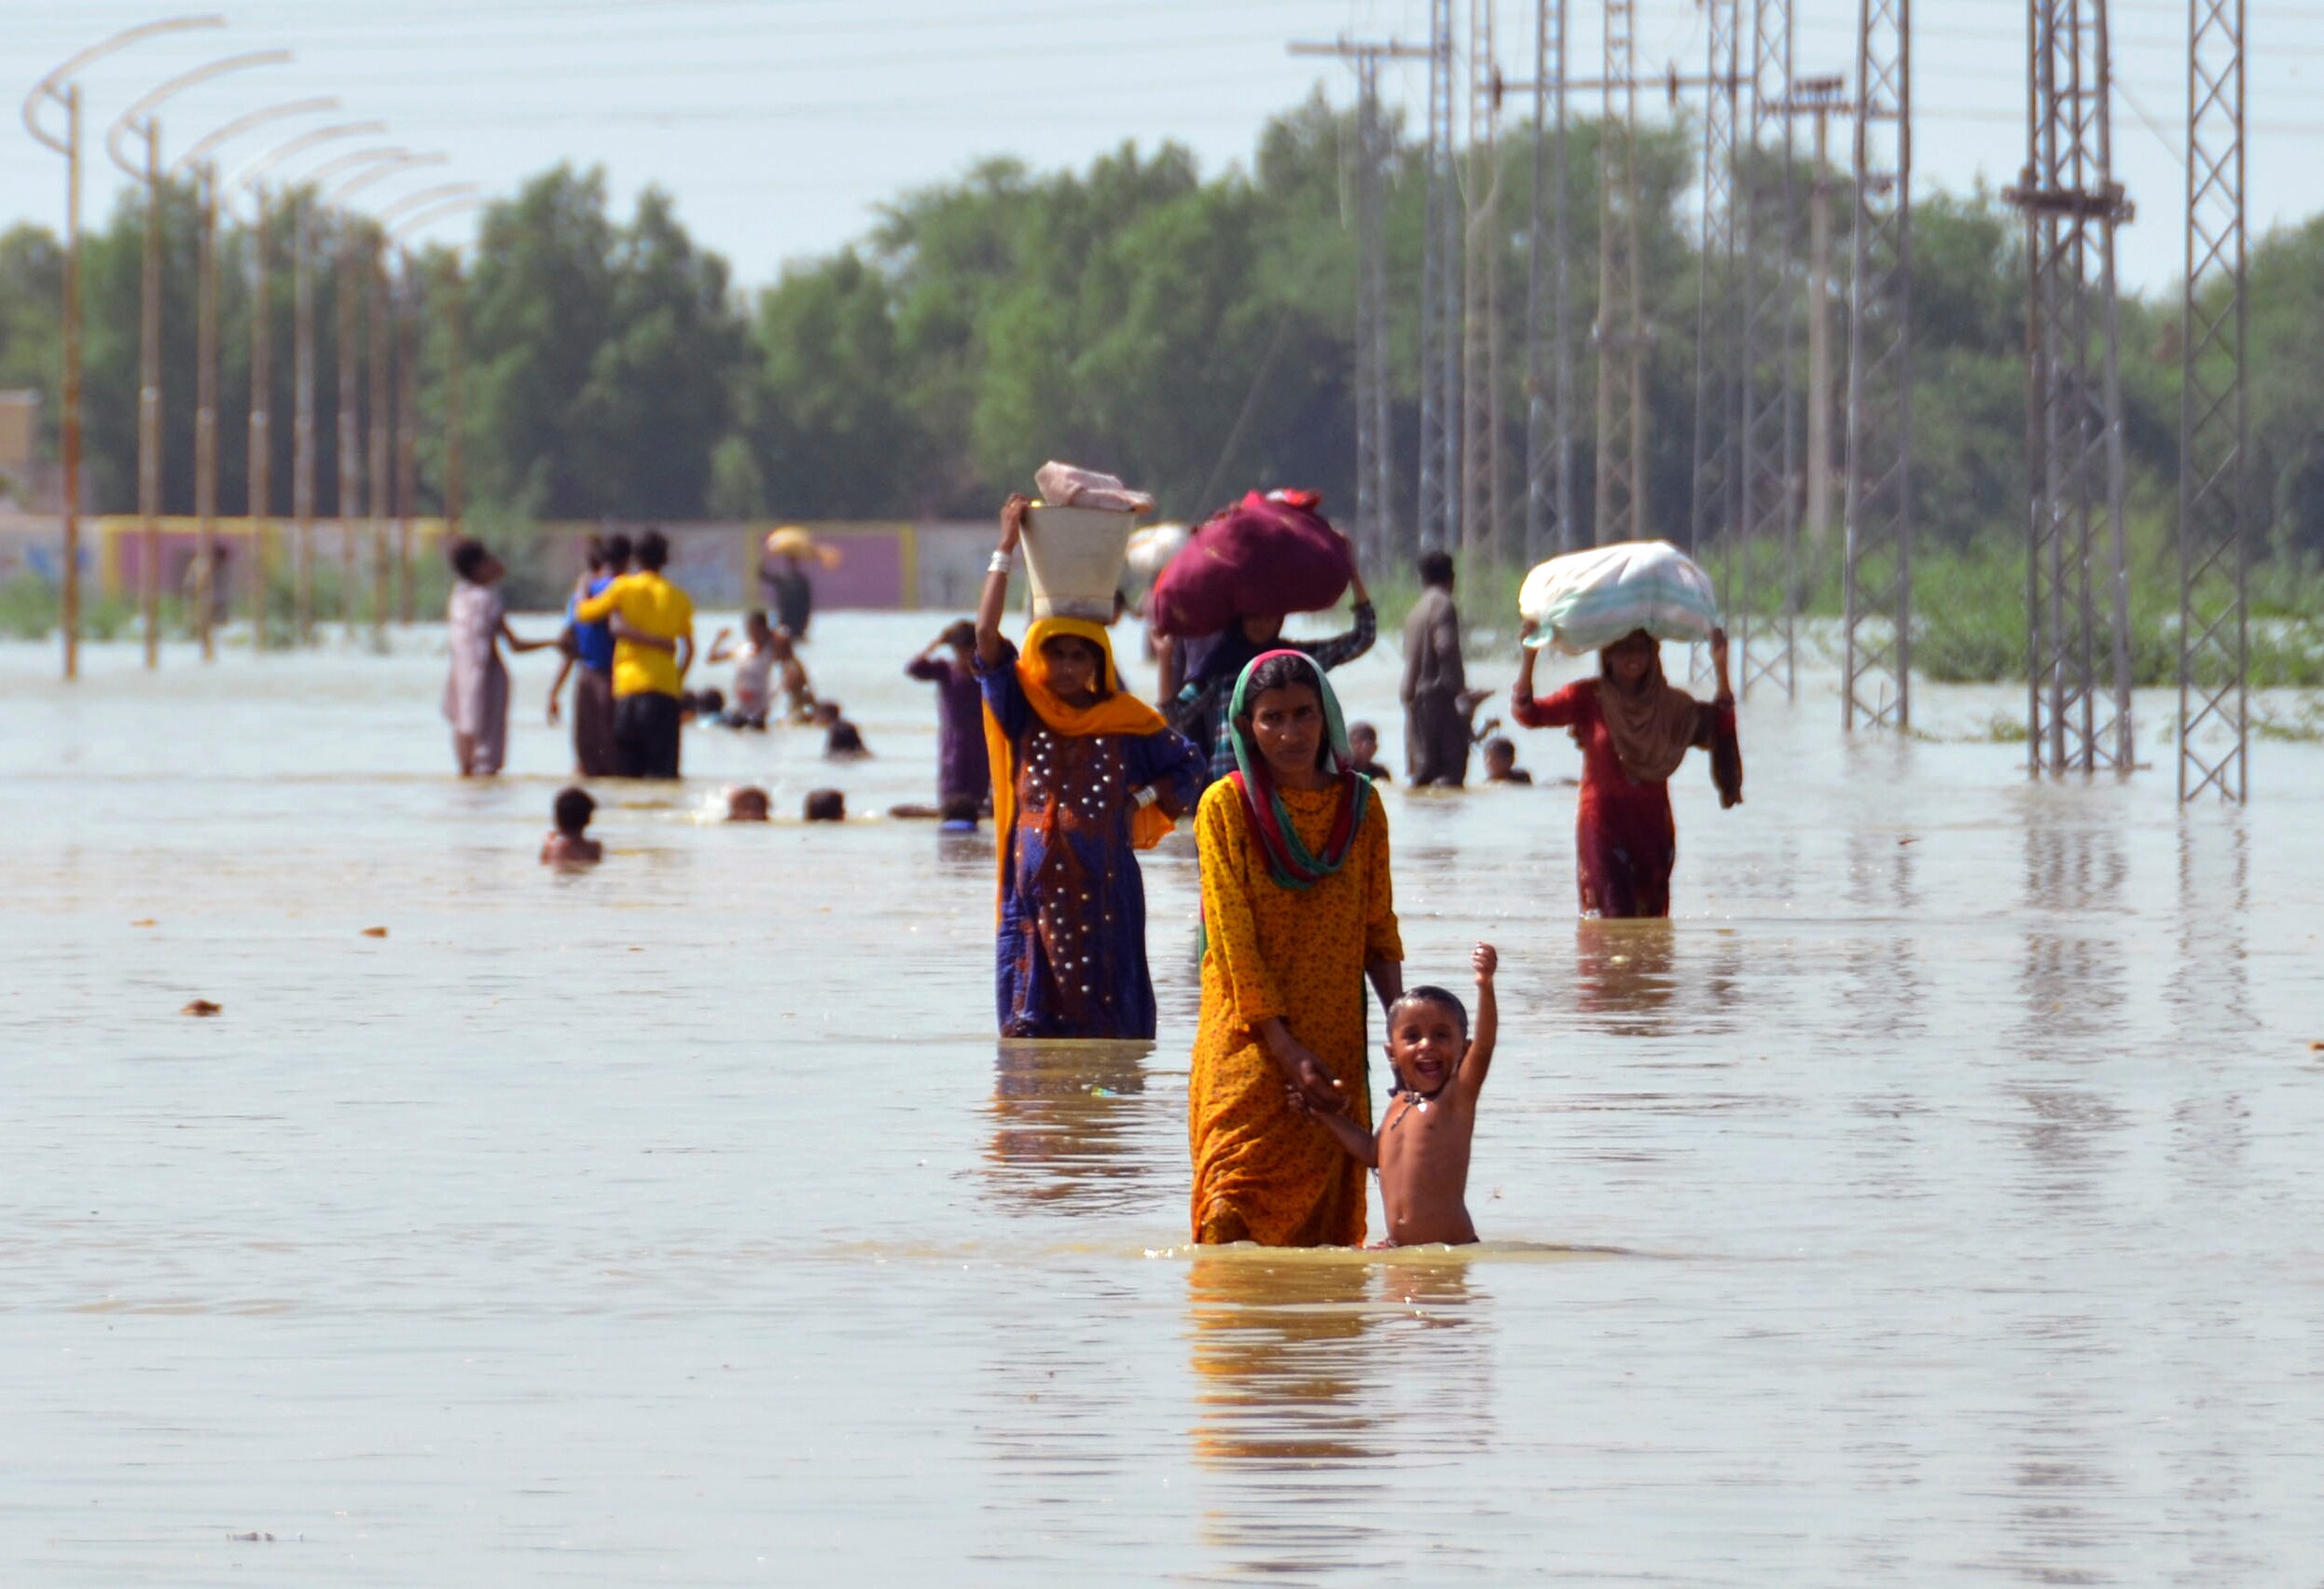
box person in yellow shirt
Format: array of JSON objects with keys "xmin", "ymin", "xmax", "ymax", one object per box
[{"xmin": 573, "ymin": 529, "xmax": 696, "ymax": 779}]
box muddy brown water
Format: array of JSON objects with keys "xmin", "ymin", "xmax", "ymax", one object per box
[{"xmin": 4, "ymin": 615, "xmax": 2318, "ymax": 1584}]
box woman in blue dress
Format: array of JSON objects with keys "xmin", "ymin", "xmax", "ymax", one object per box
[{"xmin": 974, "ymin": 494, "xmax": 1206, "ymax": 1039}]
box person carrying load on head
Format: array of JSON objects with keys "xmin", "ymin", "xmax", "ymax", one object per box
[
  {"xmin": 975, "ymin": 491, "xmax": 1205, "ymax": 1040},
  {"xmin": 1511, "ymin": 623, "xmax": 1740, "ymax": 918},
  {"xmin": 1156, "ymin": 490, "xmax": 1376, "ymax": 789}
]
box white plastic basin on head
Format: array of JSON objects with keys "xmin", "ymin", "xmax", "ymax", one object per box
[{"xmin": 1022, "ymin": 503, "xmax": 1138, "ymax": 623}]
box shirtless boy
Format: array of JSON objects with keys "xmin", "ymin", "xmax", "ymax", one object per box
[
  {"xmin": 1295, "ymin": 943, "xmax": 1499, "ymax": 1246},
  {"xmin": 541, "ymin": 786, "xmax": 603, "ymax": 865}
]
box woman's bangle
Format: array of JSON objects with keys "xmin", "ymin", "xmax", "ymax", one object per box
[
  {"xmin": 1131, "ymin": 784, "xmax": 1159, "ymax": 809},
  {"xmin": 988, "ymin": 548, "xmax": 1014, "ymax": 574}
]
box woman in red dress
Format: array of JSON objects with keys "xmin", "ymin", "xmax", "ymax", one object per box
[{"xmin": 1509, "ymin": 625, "xmax": 1742, "ymax": 918}]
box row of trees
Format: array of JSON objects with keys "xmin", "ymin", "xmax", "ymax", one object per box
[{"xmin": 5, "ymin": 91, "xmax": 2324, "ymax": 559}]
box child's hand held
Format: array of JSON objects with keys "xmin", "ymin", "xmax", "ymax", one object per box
[{"xmin": 1473, "ymin": 942, "xmax": 1498, "ymax": 981}]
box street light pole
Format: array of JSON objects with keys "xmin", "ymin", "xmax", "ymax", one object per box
[
  {"xmin": 232, "ymin": 121, "xmax": 388, "ymax": 645},
  {"xmin": 107, "ymin": 47, "xmax": 293, "ymax": 670},
  {"xmin": 194, "ymin": 157, "xmax": 219, "ymax": 659},
  {"xmin": 23, "ymin": 14, "xmax": 228, "ymax": 682},
  {"xmin": 390, "ymin": 196, "xmax": 485, "ymax": 614},
  {"xmin": 175, "ymin": 97, "xmax": 340, "ymax": 651}
]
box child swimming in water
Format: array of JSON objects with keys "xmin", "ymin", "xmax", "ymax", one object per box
[
  {"xmin": 1293, "ymin": 942, "xmax": 1499, "ymax": 1246},
  {"xmin": 540, "ymin": 786, "xmax": 603, "ymax": 865},
  {"xmin": 726, "ymin": 785, "xmax": 770, "ymax": 822}
]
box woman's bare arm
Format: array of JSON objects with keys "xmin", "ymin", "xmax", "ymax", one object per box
[
  {"xmin": 976, "ymin": 495, "xmax": 1027, "ymax": 668},
  {"xmin": 1365, "ymin": 954, "xmax": 1404, "ymax": 1014}
]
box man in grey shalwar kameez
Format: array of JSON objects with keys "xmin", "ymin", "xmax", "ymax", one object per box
[{"xmin": 1401, "ymin": 550, "xmax": 1472, "ymax": 786}]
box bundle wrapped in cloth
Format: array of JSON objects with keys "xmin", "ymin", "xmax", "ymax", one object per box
[
  {"xmin": 1518, "ymin": 540, "xmax": 1719, "ymax": 656},
  {"xmin": 1022, "ymin": 462, "xmax": 1151, "ymax": 622},
  {"xmin": 1032, "ymin": 461, "xmax": 1155, "ymax": 515},
  {"xmin": 1148, "ymin": 489, "xmax": 1352, "ymax": 638}
]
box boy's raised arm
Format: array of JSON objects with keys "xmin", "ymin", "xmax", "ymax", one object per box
[{"xmin": 1459, "ymin": 943, "xmax": 1499, "ymax": 1099}]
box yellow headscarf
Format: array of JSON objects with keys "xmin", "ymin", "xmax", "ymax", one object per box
[{"xmin": 983, "ymin": 617, "xmax": 1177, "ymax": 913}]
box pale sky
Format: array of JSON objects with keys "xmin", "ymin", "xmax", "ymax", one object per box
[{"xmin": 7, "ymin": 0, "xmax": 2321, "ymax": 297}]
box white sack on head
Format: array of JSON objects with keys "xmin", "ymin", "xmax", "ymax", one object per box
[{"xmin": 1517, "ymin": 540, "xmax": 1721, "ymax": 656}]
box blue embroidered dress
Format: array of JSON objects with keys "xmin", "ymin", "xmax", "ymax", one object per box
[{"xmin": 975, "ymin": 640, "xmax": 1205, "ymax": 1039}]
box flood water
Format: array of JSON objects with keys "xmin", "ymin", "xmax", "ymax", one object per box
[{"xmin": 5, "ymin": 613, "xmax": 2321, "ymax": 1584}]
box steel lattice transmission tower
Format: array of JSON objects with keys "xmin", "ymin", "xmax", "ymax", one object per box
[
  {"xmin": 1462, "ymin": 0, "xmax": 1506, "ymax": 567},
  {"xmin": 1691, "ymin": 0, "xmax": 1742, "ymax": 562},
  {"xmin": 1523, "ymin": 0, "xmax": 1575, "ymax": 562},
  {"xmin": 1595, "ymin": 0, "xmax": 1646, "ymax": 545},
  {"xmin": 2011, "ymin": 0, "xmax": 2134, "ymax": 775},
  {"xmin": 1418, "ymin": 0, "xmax": 1462, "ymax": 554},
  {"xmin": 2177, "ymin": 0, "xmax": 2248, "ymax": 801},
  {"xmin": 1842, "ymin": 0, "xmax": 1915, "ymax": 731},
  {"xmin": 1288, "ymin": 35, "xmax": 1432, "ymax": 573},
  {"xmin": 1736, "ymin": 0, "xmax": 1799, "ymax": 698}
]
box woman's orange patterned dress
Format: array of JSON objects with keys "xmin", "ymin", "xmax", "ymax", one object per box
[{"xmin": 1189, "ymin": 779, "xmax": 1403, "ymax": 1246}]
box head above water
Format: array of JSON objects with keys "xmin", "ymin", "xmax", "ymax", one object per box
[
  {"xmin": 726, "ymin": 785, "xmax": 770, "ymax": 822},
  {"xmin": 636, "ymin": 529, "xmax": 670, "ymax": 573},
  {"xmin": 1349, "ymin": 721, "xmax": 1379, "ymax": 760},
  {"xmin": 1484, "ymin": 736, "xmax": 1517, "ymax": 773},
  {"xmin": 1418, "ymin": 549, "xmax": 1456, "ymax": 590},
  {"xmin": 1385, "ymin": 984, "xmax": 1470, "ymax": 1097},
  {"xmin": 804, "ymin": 788, "xmax": 846, "ymax": 822},
  {"xmin": 553, "ymin": 785, "xmax": 596, "ymax": 836}
]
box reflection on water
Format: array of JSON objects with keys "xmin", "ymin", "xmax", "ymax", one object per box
[
  {"xmin": 985, "ymin": 1040, "xmax": 1156, "ymax": 1215},
  {"xmin": 1185, "ymin": 1250, "xmax": 1492, "ymax": 1580},
  {"xmin": 8, "ymin": 629, "xmax": 2324, "ymax": 1583}
]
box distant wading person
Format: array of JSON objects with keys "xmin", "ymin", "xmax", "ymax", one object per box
[
  {"xmin": 574, "ymin": 529, "xmax": 696, "ymax": 779},
  {"xmin": 906, "ymin": 619, "xmax": 992, "ymax": 813},
  {"xmin": 546, "ymin": 532, "xmax": 630, "ymax": 776},
  {"xmin": 975, "ymin": 494, "xmax": 1205, "ymax": 1040},
  {"xmin": 443, "ymin": 537, "xmax": 554, "ymax": 778},
  {"xmin": 1510, "ymin": 623, "xmax": 1742, "ymax": 918},
  {"xmin": 1401, "ymin": 549, "xmax": 1476, "ymax": 786},
  {"xmin": 1189, "ymin": 650, "xmax": 1404, "ymax": 1248},
  {"xmin": 760, "ymin": 547, "xmax": 814, "ymax": 641}
]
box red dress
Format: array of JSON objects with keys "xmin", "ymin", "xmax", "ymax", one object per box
[{"xmin": 1512, "ymin": 681, "xmax": 1734, "ymax": 918}]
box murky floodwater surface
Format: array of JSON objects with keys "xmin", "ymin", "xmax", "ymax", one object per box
[{"xmin": 4, "ymin": 616, "xmax": 2321, "ymax": 1584}]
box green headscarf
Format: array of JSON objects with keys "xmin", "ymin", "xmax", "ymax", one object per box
[{"xmin": 1225, "ymin": 649, "xmax": 1373, "ymax": 890}]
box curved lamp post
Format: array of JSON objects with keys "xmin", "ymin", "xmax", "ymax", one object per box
[
  {"xmin": 21, "ymin": 14, "xmax": 226, "ymax": 680},
  {"xmin": 231, "ymin": 120, "xmax": 389, "ymax": 641},
  {"xmin": 108, "ymin": 47, "xmax": 293, "ymax": 669},
  {"xmin": 380, "ymin": 190, "xmax": 483, "ymax": 620},
  {"xmin": 169, "ymin": 96, "xmax": 338, "ymax": 660}
]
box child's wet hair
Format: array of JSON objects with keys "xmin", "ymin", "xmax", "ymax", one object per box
[
  {"xmin": 1389, "ymin": 984, "xmax": 1469, "ymax": 1035},
  {"xmin": 804, "ymin": 789, "xmax": 846, "ymax": 822},
  {"xmin": 553, "ymin": 785, "xmax": 595, "ymax": 835}
]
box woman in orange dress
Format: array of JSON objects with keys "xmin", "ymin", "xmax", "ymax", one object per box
[{"xmin": 1189, "ymin": 650, "xmax": 1404, "ymax": 1247}]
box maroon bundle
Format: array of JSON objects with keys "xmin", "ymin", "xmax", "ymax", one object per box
[{"xmin": 1148, "ymin": 490, "xmax": 1353, "ymax": 638}]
